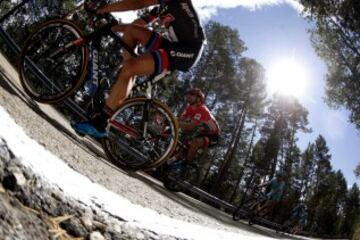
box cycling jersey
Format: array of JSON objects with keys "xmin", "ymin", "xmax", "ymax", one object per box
[
  {"xmin": 290, "ymin": 204, "xmax": 308, "ymax": 226},
  {"xmin": 142, "ymin": 0, "xmax": 205, "ymax": 42},
  {"xmin": 141, "ymin": 0, "xmax": 205, "ymax": 75},
  {"xmin": 180, "ymin": 103, "xmax": 220, "ymax": 136},
  {"xmin": 266, "ymin": 177, "xmax": 285, "ymax": 201}
]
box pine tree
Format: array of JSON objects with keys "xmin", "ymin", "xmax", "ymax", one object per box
[
  {"xmin": 210, "ymin": 58, "xmax": 267, "ymax": 196},
  {"xmin": 342, "ymin": 183, "xmax": 360, "ymax": 238},
  {"xmin": 300, "ymin": 0, "xmax": 360, "ymax": 130}
]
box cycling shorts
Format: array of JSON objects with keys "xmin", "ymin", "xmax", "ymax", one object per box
[{"xmin": 145, "ymin": 32, "xmax": 204, "ymax": 75}]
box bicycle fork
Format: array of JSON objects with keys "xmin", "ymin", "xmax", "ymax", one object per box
[{"xmin": 141, "ymin": 101, "xmax": 151, "ymax": 139}]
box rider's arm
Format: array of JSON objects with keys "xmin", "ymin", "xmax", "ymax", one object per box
[
  {"xmin": 97, "ymin": 0, "xmax": 159, "ymax": 14},
  {"xmin": 178, "ymin": 114, "xmax": 188, "ymax": 123},
  {"xmin": 178, "ymin": 109, "xmax": 202, "ymax": 131},
  {"xmin": 179, "ymin": 119, "xmax": 199, "ymax": 131},
  {"xmin": 178, "ymin": 105, "xmax": 190, "ymax": 123}
]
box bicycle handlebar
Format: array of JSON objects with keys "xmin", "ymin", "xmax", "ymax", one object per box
[
  {"xmin": 84, "ymin": 3, "xmax": 118, "ymax": 26},
  {"xmin": 252, "ymin": 186, "xmax": 268, "ymax": 199}
]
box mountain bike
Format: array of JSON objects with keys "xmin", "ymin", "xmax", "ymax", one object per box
[
  {"xmin": 281, "ymin": 208, "xmax": 307, "ymax": 234},
  {"xmin": 232, "ymin": 187, "xmax": 269, "ymax": 224},
  {"xmin": 160, "ymin": 136, "xmax": 202, "ymax": 192},
  {"xmin": 281, "ymin": 217, "xmax": 298, "ymax": 234},
  {"xmin": 150, "ymin": 129, "xmax": 217, "ymax": 192},
  {"xmin": 17, "ymin": 4, "xmax": 179, "ymax": 170}
]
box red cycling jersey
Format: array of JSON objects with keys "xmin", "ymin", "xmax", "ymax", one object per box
[{"xmin": 180, "ymin": 103, "xmax": 220, "ymax": 136}]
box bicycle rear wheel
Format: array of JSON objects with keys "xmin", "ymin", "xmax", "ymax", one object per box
[
  {"xmin": 182, "ymin": 163, "xmax": 200, "ymax": 185},
  {"xmin": 102, "ymin": 97, "xmax": 178, "ymax": 170},
  {"xmin": 18, "ymin": 19, "xmax": 89, "ymax": 103},
  {"xmin": 232, "ymin": 206, "xmax": 245, "ymax": 221},
  {"xmin": 163, "ymin": 163, "xmax": 200, "ymax": 192},
  {"xmin": 163, "ymin": 168, "xmax": 182, "ymax": 192}
]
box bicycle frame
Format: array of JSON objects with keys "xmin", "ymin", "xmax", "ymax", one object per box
[
  {"xmin": 77, "ymin": 24, "xmax": 171, "ymax": 143},
  {"xmin": 16, "ymin": 5, "xmax": 178, "ymax": 170},
  {"xmin": 237, "ymin": 188, "xmax": 267, "ymax": 214}
]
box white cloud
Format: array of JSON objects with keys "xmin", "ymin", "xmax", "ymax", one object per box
[
  {"xmin": 115, "ymin": 0, "xmax": 303, "ymax": 22},
  {"xmin": 193, "ymin": 0, "xmax": 303, "ymax": 19}
]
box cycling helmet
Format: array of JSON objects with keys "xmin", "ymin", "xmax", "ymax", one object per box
[{"xmin": 186, "ymin": 87, "xmax": 205, "ymax": 103}]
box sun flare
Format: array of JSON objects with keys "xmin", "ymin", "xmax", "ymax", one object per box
[{"xmin": 267, "ymin": 59, "xmax": 308, "ymax": 99}]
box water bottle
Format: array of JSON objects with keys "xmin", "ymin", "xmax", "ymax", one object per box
[
  {"xmin": 74, "ymin": 79, "xmax": 98, "ymax": 104},
  {"xmin": 83, "ymin": 79, "xmax": 98, "ymax": 97}
]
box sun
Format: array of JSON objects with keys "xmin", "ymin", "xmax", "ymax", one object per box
[{"xmin": 267, "ymin": 59, "xmax": 308, "ymax": 99}]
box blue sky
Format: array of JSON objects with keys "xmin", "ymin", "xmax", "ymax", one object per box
[
  {"xmin": 209, "ymin": 4, "xmax": 359, "ymax": 186},
  {"xmin": 116, "ymin": 1, "xmax": 359, "ymax": 186}
]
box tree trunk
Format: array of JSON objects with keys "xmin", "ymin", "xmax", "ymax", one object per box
[
  {"xmin": 228, "ymin": 121, "xmax": 257, "ymax": 203},
  {"xmin": 199, "ymin": 150, "xmax": 217, "ymax": 187},
  {"xmin": 211, "ymin": 107, "xmax": 247, "ymax": 195}
]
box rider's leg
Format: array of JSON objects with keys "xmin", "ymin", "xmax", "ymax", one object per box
[
  {"xmin": 256, "ymin": 200, "xmax": 271, "ymax": 216},
  {"xmin": 186, "ymin": 137, "xmax": 206, "ymax": 162},
  {"xmin": 103, "ymin": 25, "xmax": 164, "ymax": 111},
  {"xmin": 72, "ymin": 25, "xmax": 166, "ymax": 138},
  {"xmin": 106, "ymin": 54, "xmax": 155, "ymax": 110},
  {"xmin": 111, "ymin": 24, "xmax": 155, "ymax": 61},
  {"xmin": 293, "ymin": 223, "xmax": 303, "ymax": 234},
  {"xmin": 71, "ymin": 54, "xmax": 156, "ymax": 137},
  {"xmin": 260, "ymin": 200, "xmax": 277, "ymax": 218}
]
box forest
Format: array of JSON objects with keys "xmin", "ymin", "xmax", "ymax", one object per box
[{"xmin": 0, "ymin": 0, "xmax": 359, "ymax": 238}]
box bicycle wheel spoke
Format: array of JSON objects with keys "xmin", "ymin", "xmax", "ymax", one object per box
[
  {"xmin": 103, "ymin": 99, "xmax": 178, "ymax": 170},
  {"xmin": 19, "ymin": 19, "xmax": 88, "ymax": 103}
]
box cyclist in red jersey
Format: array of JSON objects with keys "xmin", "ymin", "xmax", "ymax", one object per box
[{"xmin": 178, "ymin": 88, "xmax": 220, "ymax": 163}]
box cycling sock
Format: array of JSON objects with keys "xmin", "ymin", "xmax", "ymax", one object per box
[
  {"xmin": 91, "ymin": 105, "xmax": 114, "ymax": 131},
  {"xmin": 145, "ymin": 32, "xmax": 161, "ymax": 52}
]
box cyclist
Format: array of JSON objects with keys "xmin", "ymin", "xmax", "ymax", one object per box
[
  {"xmin": 72, "ymin": 0, "xmax": 206, "ymax": 138},
  {"xmin": 287, "ymin": 202, "xmax": 308, "ymax": 234},
  {"xmin": 173, "ymin": 87, "xmax": 220, "ymax": 166},
  {"xmin": 254, "ymin": 171, "xmax": 286, "ymax": 218}
]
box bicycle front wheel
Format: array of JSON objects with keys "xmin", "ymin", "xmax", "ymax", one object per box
[
  {"xmin": 233, "ymin": 206, "xmax": 245, "ymax": 221},
  {"xmin": 182, "ymin": 163, "xmax": 200, "ymax": 186},
  {"xmin": 18, "ymin": 19, "xmax": 89, "ymax": 103},
  {"xmin": 102, "ymin": 97, "xmax": 178, "ymax": 171}
]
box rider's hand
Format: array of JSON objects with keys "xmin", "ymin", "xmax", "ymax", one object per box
[{"xmin": 189, "ymin": 126, "xmax": 202, "ymax": 138}]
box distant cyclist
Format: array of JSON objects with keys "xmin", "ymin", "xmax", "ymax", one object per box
[
  {"xmin": 172, "ymin": 88, "xmax": 220, "ymax": 166},
  {"xmin": 286, "ymin": 202, "xmax": 308, "ymax": 234},
  {"xmin": 255, "ymin": 171, "xmax": 286, "ymax": 217},
  {"xmin": 72, "ymin": 0, "xmax": 206, "ymax": 138}
]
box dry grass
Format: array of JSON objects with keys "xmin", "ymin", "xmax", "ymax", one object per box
[{"xmin": 2, "ymin": 188, "xmax": 84, "ymax": 240}]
